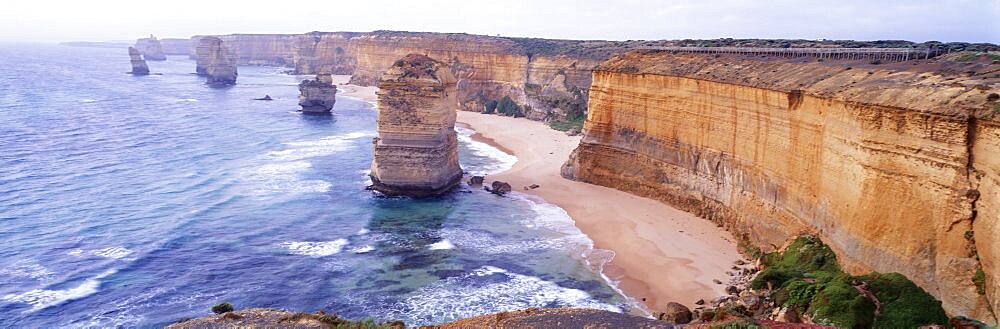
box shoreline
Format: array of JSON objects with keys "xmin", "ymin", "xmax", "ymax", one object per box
[
  {"xmin": 327, "ymin": 74, "xmax": 741, "ymax": 313},
  {"xmin": 455, "ymin": 111, "xmax": 742, "ymax": 313}
]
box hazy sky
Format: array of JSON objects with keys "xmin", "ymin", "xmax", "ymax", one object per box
[{"xmin": 2, "ymin": 0, "xmax": 998, "ymax": 43}]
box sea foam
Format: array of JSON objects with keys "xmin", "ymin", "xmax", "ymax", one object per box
[
  {"xmin": 281, "ymin": 239, "xmax": 349, "ymax": 257},
  {"xmin": 383, "ymin": 266, "xmax": 621, "ymax": 324},
  {"xmin": 455, "ymin": 126, "xmax": 517, "ymax": 175},
  {"xmin": 2, "ymin": 270, "xmax": 117, "ymax": 312}
]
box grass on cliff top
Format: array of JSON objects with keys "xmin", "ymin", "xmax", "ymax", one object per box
[
  {"xmin": 549, "ymin": 111, "xmax": 586, "ymax": 132},
  {"xmin": 753, "ymin": 236, "xmax": 949, "ymax": 329}
]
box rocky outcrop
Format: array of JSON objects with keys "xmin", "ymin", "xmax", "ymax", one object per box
[
  {"xmin": 563, "ymin": 50, "xmax": 1000, "ymax": 322},
  {"xmin": 127, "ymin": 47, "xmax": 149, "ymax": 75},
  {"xmin": 195, "ymin": 37, "xmax": 237, "ymax": 86},
  {"xmin": 369, "ymin": 54, "xmax": 462, "ymax": 197},
  {"xmin": 191, "ymin": 34, "xmax": 296, "ymax": 66},
  {"xmin": 292, "ymin": 32, "xmax": 358, "ymax": 75},
  {"xmin": 134, "ymin": 35, "xmax": 166, "ymax": 61},
  {"xmin": 298, "ymin": 74, "xmax": 337, "ymax": 113}
]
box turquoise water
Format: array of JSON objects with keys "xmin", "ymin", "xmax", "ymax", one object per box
[{"xmin": 0, "ymin": 44, "xmax": 633, "ymax": 327}]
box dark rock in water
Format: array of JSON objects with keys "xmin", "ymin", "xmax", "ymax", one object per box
[
  {"xmin": 128, "ymin": 47, "xmax": 149, "ymax": 75},
  {"xmin": 487, "ymin": 181, "xmax": 512, "ymax": 196},
  {"xmin": 253, "ymin": 95, "xmax": 273, "ymax": 101},
  {"xmin": 298, "ymin": 74, "xmax": 337, "ymax": 113},
  {"xmin": 195, "ymin": 37, "xmax": 237, "ymax": 86},
  {"xmin": 468, "ymin": 175, "xmax": 485, "ymax": 186},
  {"xmin": 654, "ymin": 302, "xmax": 692, "ymax": 324}
]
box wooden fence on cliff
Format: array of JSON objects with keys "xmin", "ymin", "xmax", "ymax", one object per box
[{"xmin": 638, "ymin": 46, "xmax": 940, "ymax": 62}]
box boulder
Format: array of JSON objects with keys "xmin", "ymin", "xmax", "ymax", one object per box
[
  {"xmin": 369, "ymin": 54, "xmax": 462, "ymax": 197},
  {"xmin": 487, "ymin": 181, "xmax": 512, "ymax": 196},
  {"xmin": 655, "ymin": 302, "xmax": 692, "ymax": 324},
  {"xmin": 468, "ymin": 176, "xmax": 484, "ymax": 186},
  {"xmin": 128, "ymin": 47, "xmax": 149, "ymax": 75}
]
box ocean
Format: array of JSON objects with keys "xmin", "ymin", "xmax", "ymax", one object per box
[{"xmin": 0, "ymin": 43, "xmax": 634, "ymax": 327}]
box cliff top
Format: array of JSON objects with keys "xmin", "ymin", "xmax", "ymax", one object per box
[
  {"xmin": 597, "ymin": 50, "xmax": 1000, "ymax": 117},
  {"xmin": 381, "ymin": 54, "xmax": 455, "ymax": 84}
]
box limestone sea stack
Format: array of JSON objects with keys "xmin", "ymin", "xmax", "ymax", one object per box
[
  {"xmin": 128, "ymin": 47, "xmax": 149, "ymax": 75},
  {"xmin": 195, "ymin": 37, "xmax": 237, "ymax": 86},
  {"xmin": 298, "ymin": 73, "xmax": 337, "ymax": 113},
  {"xmin": 134, "ymin": 34, "xmax": 167, "ymax": 61},
  {"xmin": 369, "ymin": 54, "xmax": 462, "ymax": 197}
]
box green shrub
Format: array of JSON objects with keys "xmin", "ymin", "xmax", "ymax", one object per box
[
  {"xmin": 212, "ymin": 302, "xmax": 234, "ymax": 314},
  {"xmin": 808, "ymin": 275, "xmax": 875, "ymax": 328},
  {"xmin": 711, "ymin": 320, "xmax": 763, "ymax": 329},
  {"xmin": 496, "ymin": 96, "xmax": 522, "ymax": 117},
  {"xmin": 860, "ymin": 272, "xmax": 949, "ymax": 328},
  {"xmin": 974, "ymin": 269, "xmax": 987, "ymax": 295},
  {"xmin": 549, "ymin": 111, "xmax": 586, "ymax": 132}
]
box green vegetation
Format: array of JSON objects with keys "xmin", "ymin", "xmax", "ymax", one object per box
[
  {"xmin": 974, "ymin": 268, "xmax": 988, "ymax": 295},
  {"xmin": 549, "ymin": 111, "xmax": 586, "ymax": 132},
  {"xmin": 753, "ymin": 236, "xmax": 949, "ymax": 329},
  {"xmin": 710, "ymin": 320, "xmax": 763, "ymax": 329},
  {"xmin": 954, "ymin": 52, "xmax": 1000, "ymax": 62},
  {"xmin": 495, "ymin": 96, "xmax": 523, "ymax": 117},
  {"xmin": 279, "ymin": 311, "xmax": 402, "ymax": 329},
  {"xmin": 859, "ymin": 272, "xmax": 949, "ymax": 328},
  {"xmin": 212, "ymin": 302, "xmax": 234, "ymax": 314}
]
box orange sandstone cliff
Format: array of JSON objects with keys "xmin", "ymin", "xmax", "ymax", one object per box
[{"xmin": 562, "ymin": 50, "xmax": 1000, "ymax": 322}]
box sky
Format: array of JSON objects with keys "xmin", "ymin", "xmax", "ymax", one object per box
[{"xmin": 1, "ymin": 0, "xmax": 997, "ymax": 43}]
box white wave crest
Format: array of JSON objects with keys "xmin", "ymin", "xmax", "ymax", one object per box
[
  {"xmin": 455, "ymin": 126, "xmax": 517, "ymax": 175},
  {"xmin": 94, "ymin": 246, "xmax": 133, "ymax": 260},
  {"xmin": 2, "ymin": 270, "xmax": 116, "ymax": 312},
  {"xmin": 351, "ymin": 245, "xmax": 375, "ymax": 254},
  {"xmin": 281, "ymin": 239, "xmax": 349, "ymax": 257},
  {"xmin": 0, "ymin": 260, "xmax": 54, "ymax": 280},
  {"xmin": 383, "ymin": 266, "xmax": 620, "ymax": 324},
  {"xmin": 427, "ymin": 239, "xmax": 455, "ymax": 250},
  {"xmin": 269, "ymin": 132, "xmax": 372, "ymax": 162}
]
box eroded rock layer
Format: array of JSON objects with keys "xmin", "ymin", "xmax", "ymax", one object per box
[
  {"xmin": 563, "ymin": 51, "xmax": 1000, "ymax": 322},
  {"xmin": 370, "ymin": 54, "xmax": 462, "ymax": 197},
  {"xmin": 195, "ymin": 37, "xmax": 238, "ymax": 86},
  {"xmin": 127, "ymin": 47, "xmax": 149, "ymax": 75},
  {"xmin": 298, "ymin": 74, "xmax": 337, "ymax": 113},
  {"xmin": 134, "ymin": 35, "xmax": 166, "ymax": 61}
]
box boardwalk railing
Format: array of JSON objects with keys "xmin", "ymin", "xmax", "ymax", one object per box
[{"xmin": 637, "ymin": 46, "xmax": 939, "ymax": 62}]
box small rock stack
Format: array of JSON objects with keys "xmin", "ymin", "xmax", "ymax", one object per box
[
  {"xmin": 298, "ymin": 73, "xmax": 337, "ymax": 113},
  {"xmin": 369, "ymin": 54, "xmax": 462, "ymax": 197},
  {"xmin": 128, "ymin": 47, "xmax": 149, "ymax": 75},
  {"xmin": 195, "ymin": 37, "xmax": 237, "ymax": 86}
]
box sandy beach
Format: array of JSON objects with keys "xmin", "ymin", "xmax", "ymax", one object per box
[
  {"xmin": 332, "ymin": 76, "xmax": 741, "ymax": 313},
  {"xmin": 331, "ymin": 75, "xmax": 378, "ymax": 104},
  {"xmin": 455, "ymin": 111, "xmax": 742, "ymax": 313}
]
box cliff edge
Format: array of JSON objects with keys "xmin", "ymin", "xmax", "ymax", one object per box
[{"xmin": 564, "ymin": 51, "xmax": 1000, "ymax": 322}]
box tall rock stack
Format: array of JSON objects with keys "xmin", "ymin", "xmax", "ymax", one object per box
[
  {"xmin": 298, "ymin": 73, "xmax": 337, "ymax": 113},
  {"xmin": 135, "ymin": 34, "xmax": 167, "ymax": 61},
  {"xmin": 369, "ymin": 54, "xmax": 462, "ymax": 197},
  {"xmin": 128, "ymin": 47, "xmax": 149, "ymax": 75},
  {"xmin": 196, "ymin": 37, "xmax": 238, "ymax": 86}
]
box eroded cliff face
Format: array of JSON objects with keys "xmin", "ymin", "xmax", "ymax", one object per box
[
  {"xmin": 192, "ymin": 34, "xmax": 296, "ymax": 66},
  {"xmin": 292, "ymin": 32, "xmax": 358, "ymax": 75},
  {"xmin": 134, "ymin": 35, "xmax": 166, "ymax": 61},
  {"xmin": 195, "ymin": 37, "xmax": 238, "ymax": 86},
  {"xmin": 564, "ymin": 51, "xmax": 1000, "ymax": 322},
  {"xmin": 370, "ymin": 54, "xmax": 462, "ymax": 197}
]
